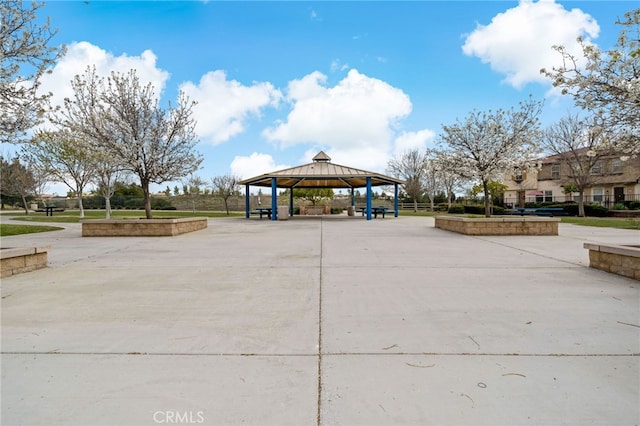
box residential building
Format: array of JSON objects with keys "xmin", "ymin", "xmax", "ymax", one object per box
[{"xmin": 504, "ymin": 149, "xmax": 640, "ymax": 208}]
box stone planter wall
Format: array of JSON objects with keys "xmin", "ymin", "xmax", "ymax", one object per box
[
  {"xmin": 82, "ymin": 217, "xmax": 208, "ymax": 237},
  {"xmin": 300, "ymin": 205, "xmax": 330, "ymax": 215},
  {"xmin": 583, "ymin": 243, "xmax": 640, "ymax": 281},
  {"xmin": 434, "ymin": 216, "xmax": 560, "ymax": 236},
  {"xmin": 1, "ymin": 246, "xmax": 50, "ymax": 278}
]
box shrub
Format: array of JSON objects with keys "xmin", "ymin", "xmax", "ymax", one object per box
[
  {"xmin": 331, "ymin": 207, "xmax": 343, "ymax": 214},
  {"xmin": 447, "ymin": 204, "xmax": 465, "ymax": 214},
  {"xmin": 613, "ymin": 202, "xmax": 627, "ymax": 210},
  {"xmin": 151, "ymin": 197, "xmax": 174, "ymax": 210},
  {"xmin": 124, "ymin": 198, "xmax": 144, "ymax": 209},
  {"xmin": 463, "ymin": 205, "xmax": 485, "ymax": 214},
  {"xmin": 628, "ymin": 201, "xmax": 640, "ymax": 210},
  {"xmin": 585, "ymin": 204, "xmax": 608, "ymax": 217},
  {"xmin": 492, "ymin": 206, "xmax": 506, "ymax": 215}
]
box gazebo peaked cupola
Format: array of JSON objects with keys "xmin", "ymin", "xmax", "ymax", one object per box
[{"xmin": 238, "ymin": 151, "xmax": 405, "ymax": 220}]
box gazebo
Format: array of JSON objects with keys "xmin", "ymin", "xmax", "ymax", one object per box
[{"xmin": 238, "ymin": 151, "xmax": 405, "ymax": 221}]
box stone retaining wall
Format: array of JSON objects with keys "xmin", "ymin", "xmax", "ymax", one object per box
[
  {"xmin": 584, "ymin": 243, "xmax": 640, "ymax": 281},
  {"xmin": 1, "ymin": 246, "xmax": 50, "ymax": 278},
  {"xmin": 435, "ymin": 216, "xmax": 560, "ymax": 236},
  {"xmin": 82, "ymin": 217, "xmax": 208, "ymax": 237}
]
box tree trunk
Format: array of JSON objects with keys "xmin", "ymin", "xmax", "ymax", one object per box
[
  {"xmin": 413, "ymin": 198, "xmax": 418, "ymax": 212},
  {"xmin": 483, "ymin": 180, "xmax": 491, "ymax": 217},
  {"xmin": 577, "ymin": 190, "xmax": 585, "ymax": 217},
  {"xmin": 224, "ymin": 198, "xmax": 230, "ymax": 215},
  {"xmin": 105, "ymin": 197, "xmax": 112, "ymax": 219},
  {"xmin": 21, "ymin": 194, "xmax": 29, "ymax": 214},
  {"xmin": 142, "ymin": 181, "xmax": 153, "ymax": 219},
  {"xmin": 78, "ymin": 194, "xmax": 85, "ymax": 218}
]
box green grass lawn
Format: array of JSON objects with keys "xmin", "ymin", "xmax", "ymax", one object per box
[
  {"xmin": 4, "ymin": 209, "xmax": 243, "ymax": 224},
  {"xmin": 560, "ymin": 216, "xmax": 640, "ymax": 230},
  {"xmin": 0, "ymin": 223, "xmax": 65, "ymax": 236}
]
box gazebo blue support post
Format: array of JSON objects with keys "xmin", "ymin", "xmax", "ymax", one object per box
[
  {"xmin": 394, "ymin": 183, "xmax": 399, "ymax": 217},
  {"xmin": 289, "ymin": 189, "xmax": 293, "ymax": 217},
  {"xmin": 271, "ymin": 178, "xmax": 278, "ymax": 221},
  {"xmin": 245, "ymin": 184, "xmax": 250, "ymax": 218},
  {"xmin": 366, "ymin": 177, "xmax": 372, "ymax": 221}
]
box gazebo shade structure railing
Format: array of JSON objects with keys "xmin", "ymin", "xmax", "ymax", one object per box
[{"xmin": 238, "ymin": 151, "xmax": 405, "ymax": 221}]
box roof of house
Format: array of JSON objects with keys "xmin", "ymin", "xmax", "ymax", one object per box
[{"xmin": 238, "ymin": 151, "xmax": 405, "ymax": 189}]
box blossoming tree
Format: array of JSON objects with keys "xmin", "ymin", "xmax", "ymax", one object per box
[
  {"xmin": 541, "ymin": 9, "xmax": 639, "ymax": 157},
  {"xmin": 437, "ymin": 98, "xmax": 543, "ymax": 217}
]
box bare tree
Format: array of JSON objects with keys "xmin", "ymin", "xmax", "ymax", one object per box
[
  {"xmin": 387, "ymin": 149, "xmax": 429, "ymax": 212},
  {"xmin": 0, "ymin": 155, "xmax": 36, "ymax": 213},
  {"xmin": 437, "ymin": 98, "xmax": 543, "ymax": 217},
  {"xmin": 1, "ymin": 1, "xmax": 65, "ymax": 143},
  {"xmin": 211, "ymin": 174, "xmax": 240, "ymax": 215},
  {"xmin": 541, "ymin": 113, "xmax": 613, "ymax": 217},
  {"xmin": 90, "ymin": 148, "xmax": 126, "ymax": 219},
  {"xmin": 23, "ymin": 129, "xmax": 94, "ymax": 217},
  {"xmin": 423, "ymin": 154, "xmax": 442, "ymax": 212},
  {"xmin": 541, "ymin": 9, "xmax": 639, "ymax": 157},
  {"xmin": 53, "ymin": 66, "xmax": 203, "ymax": 219},
  {"xmin": 433, "ymin": 151, "xmax": 465, "ymax": 209},
  {"xmin": 183, "ymin": 174, "xmax": 205, "ymax": 213}
]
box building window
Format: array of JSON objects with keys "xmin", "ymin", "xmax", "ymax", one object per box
[
  {"xmin": 544, "ymin": 190, "xmax": 553, "ymax": 202},
  {"xmin": 611, "ymin": 158, "xmax": 623, "ymax": 174},
  {"xmin": 593, "ymin": 187, "xmax": 603, "ymax": 204},
  {"xmin": 514, "ymin": 171, "xmax": 523, "ymax": 183},
  {"xmin": 591, "ymin": 161, "xmax": 602, "ymax": 175},
  {"xmin": 551, "ymin": 164, "xmax": 560, "ymax": 179}
]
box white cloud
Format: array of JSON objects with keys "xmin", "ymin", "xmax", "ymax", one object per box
[
  {"xmin": 262, "ymin": 69, "xmax": 412, "ymax": 172},
  {"xmin": 39, "ymin": 41, "xmax": 170, "ymax": 109},
  {"xmin": 393, "ymin": 129, "xmax": 436, "ymax": 157},
  {"xmin": 230, "ymin": 152, "xmax": 290, "ymax": 180},
  {"xmin": 330, "ymin": 59, "xmax": 349, "ymax": 72},
  {"xmin": 462, "ymin": 0, "xmax": 599, "ymax": 89},
  {"xmin": 180, "ymin": 70, "xmax": 282, "ymax": 145}
]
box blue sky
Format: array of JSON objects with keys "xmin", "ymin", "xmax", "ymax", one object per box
[{"xmin": 26, "ymin": 0, "xmax": 636, "ymax": 195}]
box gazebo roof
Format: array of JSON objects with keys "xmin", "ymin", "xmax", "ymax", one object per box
[{"xmin": 239, "ymin": 151, "xmax": 405, "ymax": 189}]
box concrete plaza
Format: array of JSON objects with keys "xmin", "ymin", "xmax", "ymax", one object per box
[{"xmin": 1, "ymin": 215, "xmax": 639, "ymax": 426}]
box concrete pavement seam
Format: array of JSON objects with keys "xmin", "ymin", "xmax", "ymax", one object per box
[{"xmin": 317, "ymin": 217, "xmax": 324, "ymax": 426}]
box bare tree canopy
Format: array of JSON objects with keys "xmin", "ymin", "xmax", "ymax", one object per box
[
  {"xmin": 433, "ymin": 151, "xmax": 465, "ymax": 209},
  {"xmin": 541, "ymin": 9, "xmax": 640, "ymax": 156},
  {"xmin": 387, "ymin": 148, "xmax": 429, "ymax": 212},
  {"xmin": 54, "ymin": 66, "xmax": 203, "ymax": 218},
  {"xmin": 211, "ymin": 174, "xmax": 240, "ymax": 215},
  {"xmin": 437, "ymin": 98, "xmax": 543, "ymax": 217},
  {"xmin": 1, "ymin": 0, "xmax": 65, "ymax": 143},
  {"xmin": 541, "ymin": 113, "xmax": 613, "ymax": 217}
]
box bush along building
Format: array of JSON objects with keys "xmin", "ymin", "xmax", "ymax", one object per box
[{"xmin": 504, "ymin": 148, "xmax": 640, "ymax": 211}]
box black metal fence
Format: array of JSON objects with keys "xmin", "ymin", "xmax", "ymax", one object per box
[{"xmin": 504, "ymin": 194, "xmax": 640, "ymax": 209}]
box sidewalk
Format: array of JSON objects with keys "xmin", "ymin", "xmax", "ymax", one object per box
[{"xmin": 1, "ymin": 216, "xmax": 638, "ymax": 425}]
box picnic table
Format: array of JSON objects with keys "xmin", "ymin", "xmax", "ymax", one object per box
[
  {"xmin": 356, "ymin": 206, "xmax": 394, "ymax": 218},
  {"xmin": 37, "ymin": 206, "xmax": 64, "ymax": 216},
  {"xmin": 251, "ymin": 207, "xmax": 273, "ymax": 219}
]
